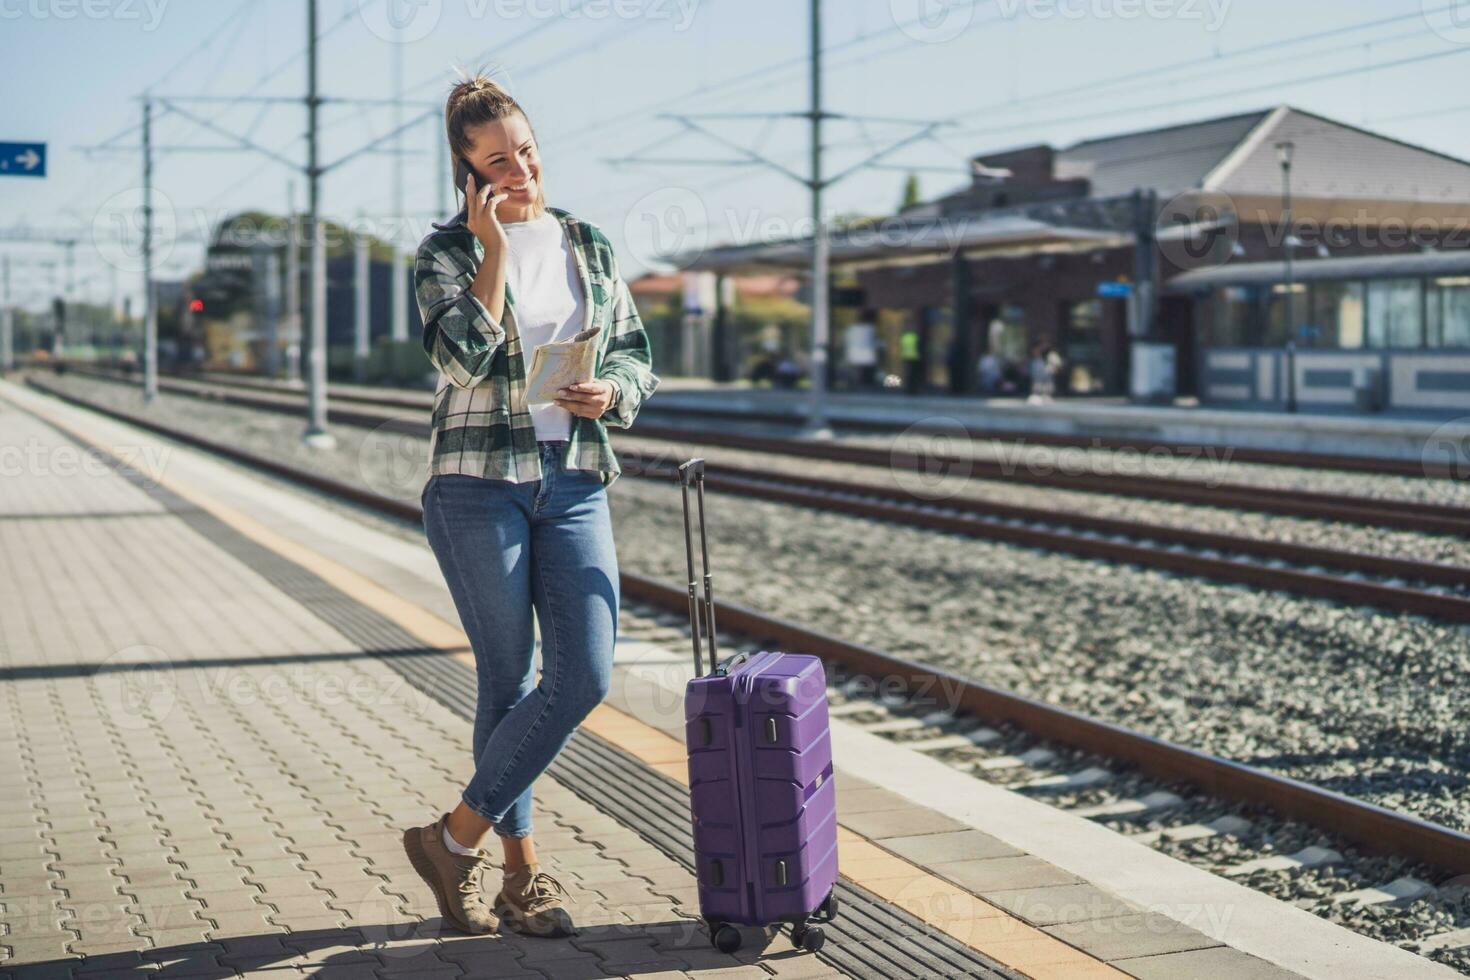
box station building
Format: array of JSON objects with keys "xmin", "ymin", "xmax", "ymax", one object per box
[{"xmin": 668, "ymin": 106, "xmax": 1470, "ymax": 414}]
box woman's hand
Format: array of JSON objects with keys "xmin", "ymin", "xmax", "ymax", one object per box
[
  {"xmin": 554, "ymin": 380, "xmax": 616, "ymax": 419},
  {"xmin": 465, "ymin": 172, "xmax": 509, "ymax": 253}
]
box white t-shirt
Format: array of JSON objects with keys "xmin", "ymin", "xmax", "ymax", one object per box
[{"xmin": 501, "ymin": 210, "xmax": 586, "ymax": 442}]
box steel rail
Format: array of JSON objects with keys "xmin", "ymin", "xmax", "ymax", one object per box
[
  {"xmin": 185, "ymin": 365, "xmax": 1464, "ymax": 481},
  {"xmin": 36, "ymin": 371, "xmax": 1470, "ymax": 618},
  {"xmin": 613, "ymin": 450, "xmax": 1470, "ymax": 617},
  {"xmin": 61, "ymin": 364, "xmax": 1470, "ymax": 536}
]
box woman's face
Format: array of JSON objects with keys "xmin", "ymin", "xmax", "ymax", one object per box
[{"xmin": 461, "ymin": 113, "xmax": 540, "ymax": 210}]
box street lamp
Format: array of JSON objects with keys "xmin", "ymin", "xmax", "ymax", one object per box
[{"xmin": 1275, "ymin": 140, "xmax": 1297, "ymax": 413}]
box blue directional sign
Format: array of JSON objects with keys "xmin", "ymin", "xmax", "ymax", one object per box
[
  {"xmin": 1097, "ymin": 280, "xmax": 1134, "ymax": 298},
  {"xmin": 0, "ymin": 142, "xmax": 46, "ymax": 178}
]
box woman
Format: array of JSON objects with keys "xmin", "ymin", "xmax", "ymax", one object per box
[{"xmin": 401, "ymin": 73, "xmax": 660, "ymax": 939}]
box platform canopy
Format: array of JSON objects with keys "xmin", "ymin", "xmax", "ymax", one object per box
[
  {"xmin": 660, "ymin": 212, "xmax": 1121, "ymax": 275},
  {"xmin": 1166, "ymin": 249, "xmax": 1470, "ymax": 291}
]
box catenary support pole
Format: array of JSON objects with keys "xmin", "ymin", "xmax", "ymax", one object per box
[
  {"xmin": 303, "ymin": 0, "xmax": 334, "ymax": 447},
  {"xmin": 142, "ymin": 96, "xmax": 158, "ymax": 403}
]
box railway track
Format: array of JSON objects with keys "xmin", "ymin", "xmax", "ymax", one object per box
[
  {"xmin": 618, "ymin": 603, "xmax": 1470, "ymax": 966},
  {"xmin": 35, "ymin": 370, "xmax": 1470, "ymax": 627},
  {"xmin": 55, "ymin": 364, "xmax": 1470, "ymax": 537},
  {"xmin": 17, "ymin": 374, "xmax": 1470, "ymax": 973},
  {"xmin": 614, "ymin": 448, "xmax": 1470, "ymax": 624},
  {"xmin": 177, "ymin": 364, "xmax": 1470, "ymax": 481}
]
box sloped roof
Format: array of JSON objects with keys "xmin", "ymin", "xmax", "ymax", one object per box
[
  {"xmin": 660, "ymin": 213, "xmax": 1120, "ymax": 273},
  {"xmin": 1055, "ymin": 110, "xmax": 1271, "ymax": 199},
  {"xmin": 1206, "ymin": 106, "xmax": 1470, "ymax": 203},
  {"xmin": 629, "ymin": 273, "xmax": 681, "ymax": 295},
  {"xmin": 965, "ymin": 106, "xmax": 1470, "ymax": 205}
]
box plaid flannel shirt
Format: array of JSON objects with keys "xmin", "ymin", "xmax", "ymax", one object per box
[{"xmin": 414, "ymin": 204, "xmax": 661, "ymax": 489}]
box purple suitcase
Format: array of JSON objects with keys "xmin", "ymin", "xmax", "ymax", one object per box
[{"xmin": 676, "ymin": 458, "xmax": 840, "ymax": 955}]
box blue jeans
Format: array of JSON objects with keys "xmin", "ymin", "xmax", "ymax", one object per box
[{"xmin": 421, "ymin": 440, "xmax": 618, "ymax": 838}]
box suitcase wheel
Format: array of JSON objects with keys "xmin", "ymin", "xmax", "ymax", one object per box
[
  {"xmin": 815, "ymin": 890, "xmax": 839, "ymax": 923},
  {"xmin": 710, "ymin": 923, "xmax": 742, "ymax": 953},
  {"xmin": 790, "ymin": 922, "xmax": 825, "ymax": 953}
]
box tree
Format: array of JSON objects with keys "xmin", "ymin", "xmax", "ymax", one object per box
[{"xmin": 900, "ymin": 173, "xmax": 921, "ymax": 212}]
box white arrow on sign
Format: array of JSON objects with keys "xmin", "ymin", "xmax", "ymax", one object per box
[{"xmin": 15, "ymin": 148, "xmax": 40, "ymax": 171}]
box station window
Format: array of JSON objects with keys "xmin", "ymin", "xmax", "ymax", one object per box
[
  {"xmin": 924, "ymin": 304, "xmax": 954, "ymax": 390},
  {"xmin": 1427, "ymin": 276, "xmax": 1470, "ymax": 349},
  {"xmin": 875, "ymin": 309, "xmax": 907, "ymax": 374},
  {"xmin": 1062, "ymin": 299, "xmax": 1106, "ymax": 393},
  {"xmin": 1213, "ymin": 286, "xmax": 1258, "ymax": 347},
  {"xmin": 986, "ymin": 303, "xmax": 1028, "ymax": 363},
  {"xmin": 1264, "ymin": 283, "xmax": 1307, "ymax": 347},
  {"xmin": 1309, "ymin": 281, "xmax": 1365, "ymax": 349},
  {"xmin": 1366, "ymin": 278, "xmax": 1423, "ymax": 348}
]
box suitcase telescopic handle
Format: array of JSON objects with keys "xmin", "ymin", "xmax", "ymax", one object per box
[{"xmin": 677, "ymin": 458, "xmax": 719, "ymax": 676}]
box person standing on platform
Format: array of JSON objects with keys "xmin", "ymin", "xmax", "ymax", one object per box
[
  {"xmin": 845, "ymin": 310, "xmax": 879, "ymax": 389},
  {"xmin": 977, "ymin": 350, "xmax": 1002, "ymax": 395},
  {"xmin": 1027, "ymin": 342, "xmax": 1057, "ymax": 403},
  {"xmin": 401, "ymin": 72, "xmax": 660, "ymax": 940},
  {"xmin": 900, "ymin": 326, "xmax": 921, "ymax": 394},
  {"xmin": 1045, "ymin": 346, "xmax": 1064, "ymax": 396}
]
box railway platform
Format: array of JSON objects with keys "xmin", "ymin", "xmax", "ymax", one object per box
[
  {"xmin": 630, "ymin": 384, "xmax": 1460, "ymax": 471},
  {"xmin": 0, "ymin": 379, "xmax": 1452, "ymax": 980}
]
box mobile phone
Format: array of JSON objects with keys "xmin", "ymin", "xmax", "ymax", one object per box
[{"xmin": 455, "ymin": 157, "xmax": 494, "ymax": 197}]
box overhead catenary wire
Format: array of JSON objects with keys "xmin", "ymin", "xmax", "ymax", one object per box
[
  {"xmin": 533, "ymin": 0, "xmax": 1470, "ymax": 239},
  {"xmin": 60, "ymin": 0, "xmax": 1470, "ymax": 351},
  {"xmin": 581, "ymin": 7, "xmax": 1470, "ymax": 285},
  {"xmin": 411, "ymin": 2, "xmax": 1470, "ymax": 276},
  {"xmin": 941, "ymin": 1, "xmax": 1470, "ymax": 125},
  {"xmin": 541, "ymin": 1, "xmax": 1462, "ymax": 162},
  {"xmin": 138, "ymin": 0, "xmax": 259, "ymax": 96},
  {"xmin": 942, "ymin": 43, "xmax": 1470, "ymax": 142},
  {"xmin": 536, "ymin": 0, "xmax": 1002, "ymax": 154},
  {"xmin": 214, "ymin": 0, "xmax": 642, "ymax": 216}
]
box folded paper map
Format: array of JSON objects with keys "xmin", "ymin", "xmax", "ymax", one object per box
[{"xmin": 526, "ymin": 325, "xmax": 602, "ymax": 405}]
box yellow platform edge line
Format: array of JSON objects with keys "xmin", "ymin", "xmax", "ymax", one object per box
[{"xmin": 19, "ymin": 390, "xmax": 1126, "ymax": 980}]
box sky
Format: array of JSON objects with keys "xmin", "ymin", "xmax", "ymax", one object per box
[{"xmin": 5, "ymin": 0, "xmax": 1470, "ymax": 314}]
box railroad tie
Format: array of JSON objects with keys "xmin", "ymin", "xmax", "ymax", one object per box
[
  {"xmin": 1329, "ymin": 877, "xmax": 1435, "ymax": 906},
  {"xmin": 1223, "ymin": 845, "xmax": 1342, "ymax": 876},
  {"xmin": 1072, "ymin": 790, "xmax": 1184, "ymax": 819},
  {"xmin": 1129, "ymin": 814, "xmax": 1252, "ymax": 845}
]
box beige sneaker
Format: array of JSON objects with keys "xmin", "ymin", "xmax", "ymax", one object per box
[
  {"xmin": 494, "ymin": 862, "xmax": 576, "ymax": 938},
  {"xmin": 402, "ymin": 814, "xmax": 497, "ymax": 935}
]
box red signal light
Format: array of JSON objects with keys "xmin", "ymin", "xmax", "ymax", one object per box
[{"xmin": 189, "ymin": 298, "xmax": 205, "ymax": 313}]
